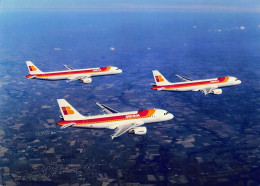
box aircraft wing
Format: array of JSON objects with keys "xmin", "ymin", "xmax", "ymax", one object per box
[
  {"xmin": 111, "ymin": 121, "xmax": 144, "ymax": 139},
  {"xmin": 96, "ymin": 103, "xmax": 118, "ymax": 114},
  {"xmin": 200, "ymin": 87, "xmax": 216, "ymax": 95},
  {"xmin": 66, "ymin": 75, "xmax": 91, "ymax": 82},
  {"xmin": 175, "ymin": 74, "xmax": 192, "ymax": 81},
  {"xmin": 111, "ymin": 123, "xmax": 134, "ymax": 139},
  {"xmin": 64, "ymin": 65, "xmax": 74, "ymax": 70}
]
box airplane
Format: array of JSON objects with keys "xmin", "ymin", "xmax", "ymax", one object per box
[
  {"xmin": 151, "ymin": 70, "xmax": 241, "ymax": 95},
  {"xmin": 57, "ymin": 99, "xmax": 174, "ymax": 139},
  {"xmin": 26, "ymin": 61, "xmax": 122, "ymax": 83}
]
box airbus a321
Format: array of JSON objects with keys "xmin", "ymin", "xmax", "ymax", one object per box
[
  {"xmin": 152, "ymin": 70, "xmax": 241, "ymax": 95},
  {"xmin": 57, "ymin": 99, "xmax": 174, "ymax": 139},
  {"xmin": 26, "ymin": 61, "xmax": 122, "ymax": 83}
]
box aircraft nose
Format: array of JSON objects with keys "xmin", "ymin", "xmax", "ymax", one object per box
[
  {"xmin": 117, "ymin": 69, "xmax": 123, "ymax": 73},
  {"xmin": 236, "ymin": 80, "xmax": 241, "ymax": 84},
  {"xmin": 168, "ymin": 113, "xmax": 174, "ymax": 120}
]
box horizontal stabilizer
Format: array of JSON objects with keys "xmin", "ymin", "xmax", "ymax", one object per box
[
  {"xmin": 157, "ymin": 88, "xmax": 165, "ymax": 91},
  {"xmin": 27, "ymin": 75, "xmax": 36, "ymax": 79},
  {"xmin": 61, "ymin": 122, "xmax": 76, "ymax": 129}
]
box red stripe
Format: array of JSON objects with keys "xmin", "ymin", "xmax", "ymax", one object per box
[
  {"xmin": 58, "ymin": 109, "xmax": 153, "ymax": 125},
  {"xmin": 30, "ymin": 67, "xmax": 109, "ymax": 77}
]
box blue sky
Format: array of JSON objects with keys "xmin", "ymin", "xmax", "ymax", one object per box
[{"xmin": 0, "ymin": 0, "xmax": 260, "ymax": 12}]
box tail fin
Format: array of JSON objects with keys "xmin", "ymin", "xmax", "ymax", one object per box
[
  {"xmin": 57, "ymin": 99, "xmax": 85, "ymax": 121},
  {"xmin": 152, "ymin": 70, "xmax": 171, "ymax": 86},
  {"xmin": 26, "ymin": 61, "xmax": 43, "ymax": 74}
]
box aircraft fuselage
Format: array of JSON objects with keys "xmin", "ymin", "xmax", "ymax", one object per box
[
  {"xmin": 152, "ymin": 76, "xmax": 241, "ymax": 91},
  {"xmin": 57, "ymin": 109, "xmax": 173, "ymax": 129},
  {"xmin": 26, "ymin": 66, "xmax": 122, "ymax": 80}
]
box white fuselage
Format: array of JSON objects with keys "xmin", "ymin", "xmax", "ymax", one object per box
[
  {"xmin": 153, "ymin": 76, "xmax": 241, "ymax": 92},
  {"xmin": 58, "ymin": 109, "xmax": 174, "ymax": 129},
  {"xmin": 26, "ymin": 66, "xmax": 122, "ymax": 80}
]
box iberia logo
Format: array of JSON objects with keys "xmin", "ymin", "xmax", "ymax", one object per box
[
  {"xmin": 62, "ymin": 106, "xmax": 74, "ymax": 115},
  {"xmin": 29, "ymin": 66, "xmax": 37, "ymax": 71},
  {"xmin": 155, "ymin": 75, "xmax": 164, "ymax": 82}
]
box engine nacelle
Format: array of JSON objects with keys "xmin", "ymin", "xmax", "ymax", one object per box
[
  {"xmin": 81, "ymin": 77, "xmax": 92, "ymax": 84},
  {"xmin": 212, "ymin": 88, "xmax": 222, "ymax": 95},
  {"xmin": 128, "ymin": 127, "xmax": 147, "ymax": 135}
]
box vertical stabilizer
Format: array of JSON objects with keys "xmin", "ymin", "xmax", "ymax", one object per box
[
  {"xmin": 57, "ymin": 99, "xmax": 85, "ymax": 121},
  {"xmin": 152, "ymin": 70, "xmax": 171, "ymax": 86},
  {"xmin": 26, "ymin": 61, "xmax": 43, "ymax": 74}
]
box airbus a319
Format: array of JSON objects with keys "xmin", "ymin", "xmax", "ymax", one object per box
[
  {"xmin": 26, "ymin": 61, "xmax": 122, "ymax": 83},
  {"xmin": 151, "ymin": 70, "xmax": 241, "ymax": 95},
  {"xmin": 57, "ymin": 99, "xmax": 174, "ymax": 139}
]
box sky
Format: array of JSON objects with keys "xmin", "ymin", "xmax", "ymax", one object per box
[{"xmin": 0, "ymin": 0, "xmax": 260, "ymax": 12}]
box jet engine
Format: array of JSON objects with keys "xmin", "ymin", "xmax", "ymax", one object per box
[
  {"xmin": 81, "ymin": 77, "xmax": 92, "ymax": 84},
  {"xmin": 128, "ymin": 127, "xmax": 147, "ymax": 135},
  {"xmin": 212, "ymin": 89, "xmax": 222, "ymax": 95}
]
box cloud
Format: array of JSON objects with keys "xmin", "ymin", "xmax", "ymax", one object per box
[{"xmin": 0, "ymin": 1, "xmax": 260, "ymax": 12}]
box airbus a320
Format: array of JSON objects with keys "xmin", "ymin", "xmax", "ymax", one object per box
[
  {"xmin": 26, "ymin": 61, "xmax": 122, "ymax": 83},
  {"xmin": 57, "ymin": 99, "xmax": 174, "ymax": 139},
  {"xmin": 151, "ymin": 70, "xmax": 241, "ymax": 95}
]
